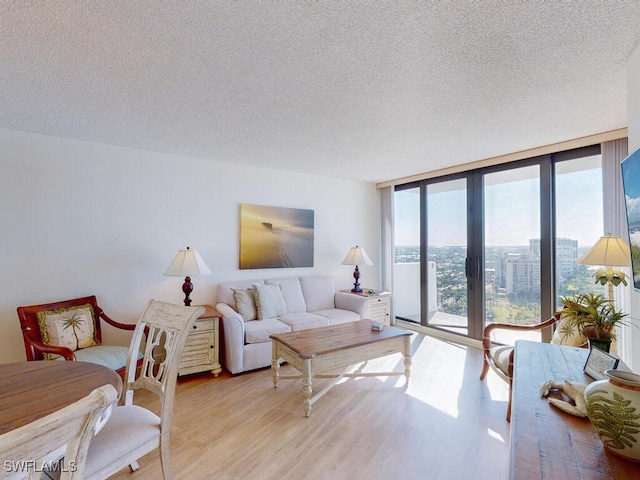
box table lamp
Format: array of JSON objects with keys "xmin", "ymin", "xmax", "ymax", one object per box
[
  {"xmin": 342, "ymin": 245, "xmax": 373, "ymax": 293},
  {"xmin": 164, "ymin": 247, "xmax": 212, "ymax": 306},
  {"xmin": 578, "ymin": 233, "xmax": 631, "ymax": 302}
]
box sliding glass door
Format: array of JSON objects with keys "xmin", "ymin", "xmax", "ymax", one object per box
[
  {"xmin": 393, "ymin": 187, "xmax": 421, "ymax": 322},
  {"xmin": 425, "ymin": 178, "xmax": 469, "ymax": 334},
  {"xmin": 483, "ymin": 165, "xmax": 542, "ymax": 342},
  {"xmin": 393, "ymin": 145, "xmax": 602, "ymax": 343}
]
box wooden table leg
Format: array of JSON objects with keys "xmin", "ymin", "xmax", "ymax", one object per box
[
  {"xmin": 272, "ymin": 341, "xmax": 280, "ymax": 388},
  {"xmin": 302, "ymin": 358, "xmax": 312, "ymax": 417}
]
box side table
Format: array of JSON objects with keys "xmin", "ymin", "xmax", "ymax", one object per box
[
  {"xmin": 178, "ymin": 304, "xmax": 222, "ymax": 377},
  {"xmin": 340, "ymin": 289, "xmax": 392, "ymax": 325}
]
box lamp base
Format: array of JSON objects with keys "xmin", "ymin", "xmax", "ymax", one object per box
[
  {"xmin": 351, "ymin": 265, "xmax": 362, "ymax": 293},
  {"xmin": 182, "ymin": 276, "xmax": 193, "ymax": 306}
]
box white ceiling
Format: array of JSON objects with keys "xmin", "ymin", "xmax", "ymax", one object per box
[{"xmin": 2, "ymin": 2, "xmax": 640, "ymax": 184}]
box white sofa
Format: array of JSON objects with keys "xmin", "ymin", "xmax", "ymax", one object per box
[{"xmin": 216, "ymin": 275, "xmax": 370, "ymax": 374}]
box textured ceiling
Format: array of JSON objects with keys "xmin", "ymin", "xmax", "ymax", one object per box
[{"xmin": 2, "ymin": 1, "xmax": 640, "ymax": 184}]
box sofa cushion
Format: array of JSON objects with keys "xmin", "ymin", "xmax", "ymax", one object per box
[
  {"xmin": 217, "ymin": 280, "xmax": 265, "ymax": 309},
  {"xmin": 254, "ymin": 283, "xmax": 288, "ymax": 319},
  {"xmin": 232, "ymin": 287, "xmax": 257, "ymax": 321},
  {"xmin": 313, "ymin": 308, "xmax": 360, "ymax": 325},
  {"xmin": 266, "ymin": 277, "xmax": 307, "ymax": 313},
  {"xmin": 279, "ymin": 312, "xmax": 329, "ymax": 331},
  {"xmin": 299, "ymin": 276, "xmax": 335, "ymax": 312},
  {"xmin": 244, "ymin": 318, "xmax": 291, "ymax": 344}
]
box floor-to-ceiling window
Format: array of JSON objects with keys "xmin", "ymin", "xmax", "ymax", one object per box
[
  {"xmin": 393, "ymin": 145, "xmax": 603, "ymax": 342},
  {"xmin": 554, "ymin": 151, "xmax": 606, "ymax": 304},
  {"xmin": 483, "ymin": 163, "xmax": 543, "ymax": 342}
]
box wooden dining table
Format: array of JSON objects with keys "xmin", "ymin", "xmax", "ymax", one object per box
[{"xmin": 0, "ymin": 361, "xmax": 123, "ymax": 435}]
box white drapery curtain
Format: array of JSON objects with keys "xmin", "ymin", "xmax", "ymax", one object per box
[
  {"xmin": 379, "ymin": 186, "xmax": 395, "ymax": 323},
  {"xmin": 601, "ymin": 137, "xmax": 630, "ymax": 359},
  {"xmin": 602, "ymin": 137, "xmax": 629, "ymax": 238}
]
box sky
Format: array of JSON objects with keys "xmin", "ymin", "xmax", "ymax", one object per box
[{"xmin": 394, "ymin": 161, "xmax": 603, "ymax": 247}]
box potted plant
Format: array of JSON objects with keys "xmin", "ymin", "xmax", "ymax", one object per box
[{"xmin": 558, "ymin": 292, "xmax": 628, "ymax": 352}]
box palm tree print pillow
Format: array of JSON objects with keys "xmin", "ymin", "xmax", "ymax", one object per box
[{"xmin": 37, "ymin": 304, "xmax": 99, "ymax": 359}]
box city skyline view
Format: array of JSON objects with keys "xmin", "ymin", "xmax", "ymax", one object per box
[{"xmin": 392, "ymin": 154, "xmax": 607, "ymax": 332}]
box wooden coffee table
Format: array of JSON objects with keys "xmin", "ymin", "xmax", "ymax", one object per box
[{"xmin": 270, "ymin": 319, "xmax": 412, "ymax": 417}]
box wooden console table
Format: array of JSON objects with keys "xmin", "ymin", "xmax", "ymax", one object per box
[{"xmin": 511, "ymin": 340, "xmax": 640, "ymax": 479}]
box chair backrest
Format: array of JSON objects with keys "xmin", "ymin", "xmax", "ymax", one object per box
[
  {"xmin": 121, "ymin": 300, "xmax": 204, "ymax": 428},
  {"xmin": 17, "ymin": 296, "xmax": 105, "ymax": 361},
  {"xmin": 0, "ymin": 384, "xmax": 118, "ymax": 480}
]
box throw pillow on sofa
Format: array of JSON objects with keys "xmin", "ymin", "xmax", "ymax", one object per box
[
  {"xmin": 232, "ymin": 287, "xmax": 258, "ymax": 321},
  {"xmin": 253, "ymin": 283, "xmax": 287, "ymax": 319}
]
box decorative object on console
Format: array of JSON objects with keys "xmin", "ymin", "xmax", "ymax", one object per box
[
  {"xmin": 341, "ymin": 245, "xmax": 373, "ymax": 293},
  {"xmin": 559, "ymin": 292, "xmax": 628, "ymax": 353},
  {"xmin": 584, "ymin": 345, "xmax": 619, "ymax": 380},
  {"xmin": 164, "ymin": 247, "xmax": 212, "ymax": 306},
  {"xmin": 540, "ymin": 380, "xmax": 588, "ymax": 417},
  {"xmin": 584, "ymin": 369, "xmax": 640, "ymax": 462},
  {"xmin": 578, "ymin": 233, "xmax": 631, "ymax": 303},
  {"xmin": 239, "ymin": 204, "xmax": 314, "ymax": 269}
]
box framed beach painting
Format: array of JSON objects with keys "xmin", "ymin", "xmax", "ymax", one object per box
[
  {"xmin": 239, "ymin": 204, "xmax": 314, "ymax": 269},
  {"xmin": 622, "ymin": 148, "xmax": 640, "ymax": 290}
]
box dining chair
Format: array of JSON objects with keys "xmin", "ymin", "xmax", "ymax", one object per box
[
  {"xmin": 81, "ymin": 300, "xmax": 205, "ymax": 480},
  {"xmin": 0, "ymin": 384, "xmax": 118, "ymax": 480},
  {"xmin": 479, "ymin": 312, "xmax": 563, "ymax": 422},
  {"xmin": 17, "ymin": 296, "xmax": 137, "ymax": 377}
]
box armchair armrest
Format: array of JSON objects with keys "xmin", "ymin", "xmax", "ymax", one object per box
[
  {"xmin": 335, "ymin": 292, "xmax": 369, "ymax": 317},
  {"xmin": 95, "ymin": 306, "xmax": 136, "ymax": 331},
  {"xmin": 21, "ymin": 326, "xmax": 76, "ymax": 360},
  {"xmin": 482, "ymin": 313, "xmax": 560, "ymax": 351}
]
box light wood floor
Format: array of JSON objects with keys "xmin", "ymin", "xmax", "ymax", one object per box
[{"xmin": 111, "ymin": 332, "xmax": 511, "ymax": 480}]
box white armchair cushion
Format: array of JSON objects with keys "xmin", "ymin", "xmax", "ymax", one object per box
[
  {"xmin": 85, "ymin": 405, "xmax": 160, "ymax": 478},
  {"xmin": 58, "ymin": 344, "xmax": 134, "ymax": 371},
  {"xmin": 489, "ymin": 345, "xmax": 513, "ymax": 376},
  {"xmin": 253, "ymin": 283, "xmax": 287, "ymax": 319}
]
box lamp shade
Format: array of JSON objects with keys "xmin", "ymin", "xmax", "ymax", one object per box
[
  {"xmin": 341, "ymin": 246, "xmax": 373, "ymax": 266},
  {"xmin": 578, "ymin": 234, "xmax": 631, "ymax": 267},
  {"xmin": 164, "ymin": 247, "xmax": 212, "ymax": 277}
]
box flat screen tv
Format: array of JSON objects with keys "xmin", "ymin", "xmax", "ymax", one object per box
[{"xmin": 621, "ymin": 147, "xmax": 640, "ymax": 290}]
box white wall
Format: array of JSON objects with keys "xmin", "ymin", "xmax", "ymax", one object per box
[
  {"xmin": 627, "ymin": 43, "xmax": 640, "ymax": 373},
  {"xmin": 0, "ymin": 129, "xmax": 379, "ymax": 363}
]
